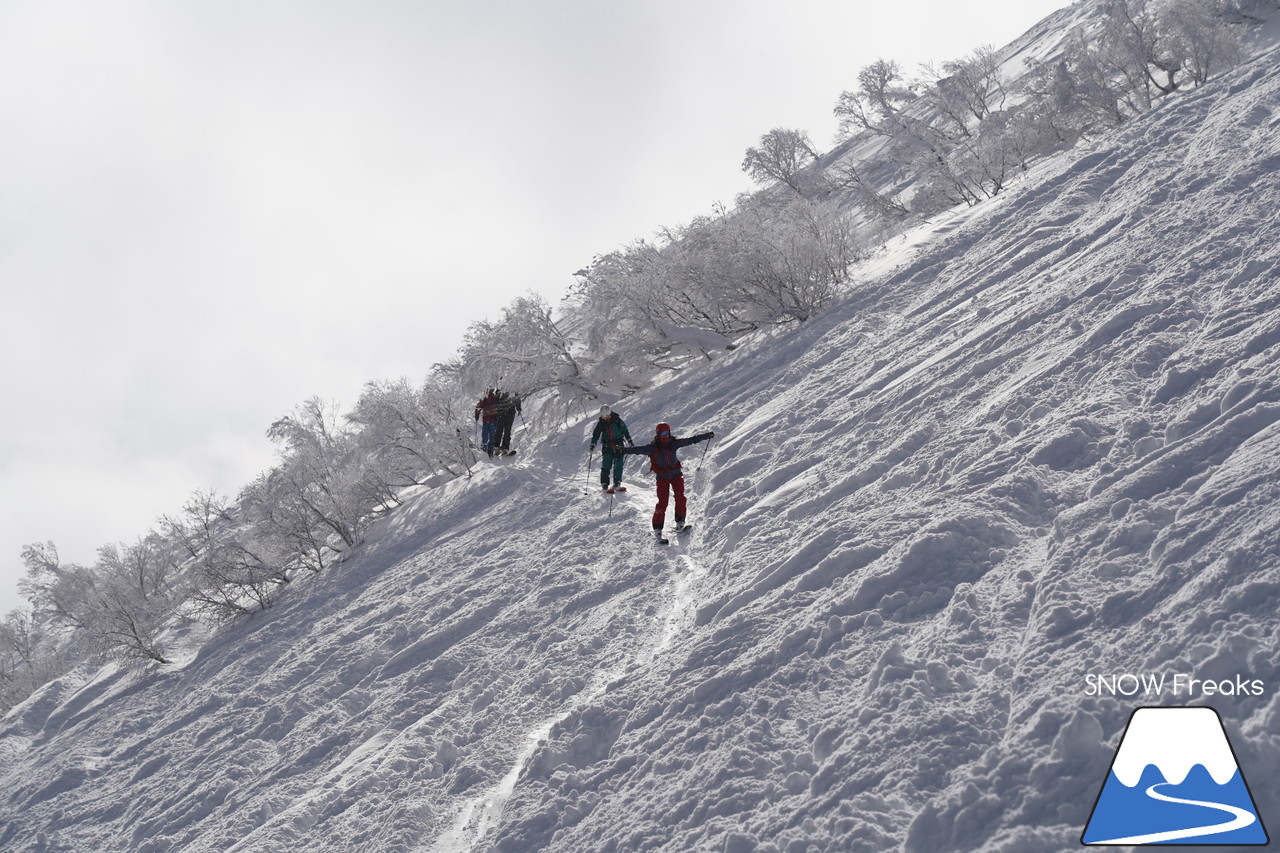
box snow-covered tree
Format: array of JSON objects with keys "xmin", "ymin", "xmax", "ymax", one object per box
[
  {"xmin": 833, "ymin": 59, "xmax": 917, "ymax": 139},
  {"xmin": 925, "ymin": 46, "xmax": 1008, "ymax": 127},
  {"xmin": 742, "ymin": 128, "xmax": 821, "ymax": 195},
  {"xmin": 88, "ymin": 537, "xmax": 184, "ymax": 665},
  {"xmin": 1159, "ymin": 0, "xmax": 1245, "ymax": 87},
  {"xmin": 163, "ymin": 489, "xmax": 290, "ymax": 621},
  {"xmin": 18, "ymin": 537, "xmax": 182, "ymax": 666},
  {"xmin": 349, "ymin": 378, "xmax": 440, "ymax": 492},
  {"xmin": 1088, "ymin": 0, "xmax": 1241, "ymax": 107},
  {"xmin": 1020, "ymin": 0, "xmax": 1242, "ymax": 149},
  {"xmin": 569, "ymin": 241, "xmax": 698, "ymax": 393},
  {"xmin": 0, "ymin": 610, "xmax": 32, "ymax": 709},
  {"xmin": 834, "ymin": 51, "xmax": 1026, "ymax": 210},
  {"xmin": 1019, "ymin": 38, "xmax": 1126, "ymax": 148},
  {"xmin": 829, "ymin": 161, "xmax": 911, "ymax": 223},
  {"xmin": 0, "ymin": 608, "xmax": 67, "ymax": 712},
  {"xmin": 258, "ymin": 398, "xmax": 371, "ymax": 567},
  {"xmin": 571, "ymin": 195, "xmax": 861, "ymax": 390},
  {"xmin": 19, "ymin": 542, "xmax": 98, "ymax": 633},
  {"xmin": 417, "ymin": 376, "xmax": 486, "ymax": 474},
  {"xmin": 348, "ymin": 376, "xmax": 482, "ymax": 487},
  {"xmin": 440, "ymin": 293, "xmax": 598, "ymax": 424},
  {"xmin": 722, "ymin": 195, "xmax": 864, "ymax": 323}
]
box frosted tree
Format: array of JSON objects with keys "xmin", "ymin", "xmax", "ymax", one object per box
[
  {"xmin": 348, "ymin": 378, "xmax": 437, "ymax": 494},
  {"xmin": 926, "ymin": 46, "xmax": 1008, "ymax": 127},
  {"xmin": 163, "ymin": 489, "xmax": 290, "ymax": 620},
  {"xmin": 0, "ymin": 611, "xmax": 31, "ymax": 709},
  {"xmin": 1093, "ymin": 0, "xmax": 1240, "ymax": 103},
  {"xmin": 571, "ymin": 195, "xmax": 861, "ymax": 391},
  {"xmin": 1101, "ymin": 0, "xmax": 1182, "ymax": 107},
  {"xmin": 258, "ymin": 398, "xmax": 371, "ymax": 569},
  {"xmin": 1020, "ymin": 0, "xmax": 1241, "ymax": 149},
  {"xmin": 88, "ymin": 537, "xmax": 184, "ymax": 665},
  {"xmin": 19, "ymin": 542, "xmax": 98, "ymax": 632},
  {"xmin": 570, "ymin": 242, "xmax": 681, "ymax": 391},
  {"xmin": 0, "ymin": 608, "xmax": 67, "ymax": 711},
  {"xmin": 440, "ymin": 293, "xmax": 598, "ymax": 424},
  {"xmin": 570, "ymin": 230, "xmax": 742, "ymax": 395},
  {"xmin": 18, "ymin": 538, "xmax": 183, "ymax": 666},
  {"xmin": 1025, "ymin": 26, "xmax": 1132, "ymax": 141},
  {"xmin": 833, "ymin": 59, "xmax": 918, "ymax": 139},
  {"xmin": 240, "ymin": 470, "xmax": 335, "ymax": 576},
  {"xmin": 916, "ymin": 46, "xmax": 1040, "ymax": 205},
  {"xmin": 834, "ymin": 52, "xmax": 1025, "ymax": 210},
  {"xmin": 829, "ymin": 161, "xmax": 911, "ymax": 223},
  {"xmin": 420, "ymin": 376, "xmax": 485, "ymax": 475},
  {"xmin": 742, "ymin": 128, "xmax": 821, "ymax": 195},
  {"xmin": 348, "ymin": 376, "xmax": 482, "ymax": 488},
  {"xmin": 1158, "ymin": 0, "xmax": 1244, "ymax": 87},
  {"xmin": 705, "ymin": 196, "xmax": 862, "ymax": 323}
]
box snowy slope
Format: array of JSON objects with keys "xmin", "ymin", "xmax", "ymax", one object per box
[{"xmin": 6, "ymin": 26, "xmax": 1280, "ymax": 853}]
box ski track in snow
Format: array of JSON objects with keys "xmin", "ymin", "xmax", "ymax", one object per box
[
  {"xmin": 427, "ymin": 517, "xmax": 710, "ymax": 853},
  {"xmin": 427, "ymin": 675, "xmax": 615, "ymax": 853}
]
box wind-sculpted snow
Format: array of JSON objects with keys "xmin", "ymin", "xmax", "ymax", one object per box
[{"xmin": 5, "ymin": 34, "xmax": 1280, "ymax": 853}]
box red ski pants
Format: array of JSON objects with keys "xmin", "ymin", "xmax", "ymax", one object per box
[{"xmin": 652, "ymin": 476, "xmax": 686, "ymax": 529}]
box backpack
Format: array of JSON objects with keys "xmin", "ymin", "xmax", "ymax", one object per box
[
  {"xmin": 648, "ymin": 423, "xmax": 677, "ymax": 477},
  {"xmin": 599, "ymin": 415, "xmax": 628, "ymax": 451}
]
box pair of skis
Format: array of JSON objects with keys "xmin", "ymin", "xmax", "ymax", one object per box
[
  {"xmin": 594, "ymin": 489, "xmax": 691, "ymax": 545},
  {"xmin": 655, "ymin": 525, "xmax": 693, "ymax": 546}
]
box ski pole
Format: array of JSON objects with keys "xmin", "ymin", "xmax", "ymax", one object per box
[
  {"xmin": 586, "ymin": 446, "xmax": 594, "ymax": 485},
  {"xmin": 608, "ymin": 489, "xmax": 615, "ymax": 518},
  {"xmin": 696, "ymin": 434, "xmax": 713, "ymax": 472}
]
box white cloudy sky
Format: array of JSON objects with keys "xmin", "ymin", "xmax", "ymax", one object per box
[{"xmin": 0, "ymin": 0, "xmax": 1071, "ymax": 613}]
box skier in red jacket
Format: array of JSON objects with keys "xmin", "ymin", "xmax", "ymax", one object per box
[
  {"xmin": 474, "ymin": 389, "xmax": 500, "ymax": 457},
  {"xmin": 623, "ymin": 422, "xmax": 714, "ymax": 541}
]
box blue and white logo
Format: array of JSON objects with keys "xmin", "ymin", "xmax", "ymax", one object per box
[{"xmin": 1082, "ymin": 707, "xmax": 1268, "ymax": 845}]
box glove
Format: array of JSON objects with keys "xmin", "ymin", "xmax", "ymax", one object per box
[{"xmin": 589, "ymin": 444, "xmax": 596, "ymax": 452}]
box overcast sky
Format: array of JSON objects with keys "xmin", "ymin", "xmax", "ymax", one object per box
[{"xmin": 0, "ymin": 0, "xmax": 1072, "ymax": 614}]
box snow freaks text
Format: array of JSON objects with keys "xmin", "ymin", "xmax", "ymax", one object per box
[{"xmin": 1084, "ymin": 673, "xmax": 1266, "ymax": 698}]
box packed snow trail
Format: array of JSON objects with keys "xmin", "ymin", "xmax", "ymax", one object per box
[
  {"xmin": 428, "ymin": 470, "xmax": 713, "ymax": 853},
  {"xmin": 428, "ymin": 670, "xmax": 616, "ymax": 853}
]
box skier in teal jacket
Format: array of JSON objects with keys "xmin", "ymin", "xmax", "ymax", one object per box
[
  {"xmin": 590, "ymin": 406, "xmax": 634, "ymax": 493},
  {"xmin": 623, "ymin": 422, "xmax": 714, "ymax": 539}
]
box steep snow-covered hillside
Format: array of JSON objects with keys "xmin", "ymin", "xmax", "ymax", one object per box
[{"xmin": 5, "ymin": 23, "xmax": 1280, "ymax": 853}]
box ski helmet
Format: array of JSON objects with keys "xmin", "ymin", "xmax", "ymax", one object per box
[
  {"xmin": 656, "ymin": 422, "xmax": 672, "ymax": 438},
  {"xmin": 600, "ymin": 405, "xmax": 612, "ymax": 418}
]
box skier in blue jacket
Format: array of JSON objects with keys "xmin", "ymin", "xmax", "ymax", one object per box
[{"xmin": 623, "ymin": 422, "xmax": 714, "ymax": 540}]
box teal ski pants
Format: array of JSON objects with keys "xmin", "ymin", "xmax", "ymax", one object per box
[{"xmin": 600, "ymin": 450, "xmax": 625, "ymax": 487}]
